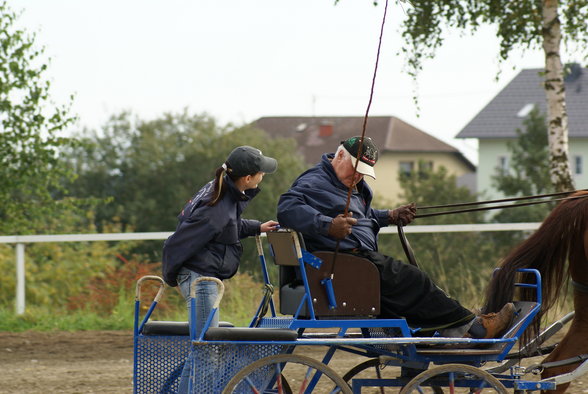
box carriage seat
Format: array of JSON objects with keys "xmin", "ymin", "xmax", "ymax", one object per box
[
  {"xmin": 142, "ymin": 320, "xmax": 234, "ymax": 336},
  {"xmin": 203, "ymin": 327, "xmax": 298, "ymax": 341},
  {"xmin": 267, "ymin": 229, "xmax": 380, "ymax": 318}
]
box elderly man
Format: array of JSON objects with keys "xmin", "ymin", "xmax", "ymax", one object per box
[{"xmin": 277, "ymin": 136, "xmax": 513, "ymax": 338}]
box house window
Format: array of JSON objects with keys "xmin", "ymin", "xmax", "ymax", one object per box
[
  {"xmin": 399, "ymin": 161, "xmax": 414, "ymax": 176},
  {"xmin": 498, "ymin": 156, "xmax": 509, "ymax": 173},
  {"xmin": 417, "ymin": 161, "xmax": 433, "ymax": 179},
  {"xmin": 419, "ymin": 161, "xmax": 433, "ymax": 172},
  {"xmin": 575, "ymin": 155, "xmax": 583, "ymax": 175}
]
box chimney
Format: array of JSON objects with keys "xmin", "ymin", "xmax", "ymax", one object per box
[{"xmin": 319, "ymin": 121, "xmax": 334, "ymax": 137}]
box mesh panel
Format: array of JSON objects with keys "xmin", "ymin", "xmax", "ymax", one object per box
[
  {"xmin": 134, "ymin": 335, "xmax": 191, "ymax": 393},
  {"xmin": 366, "ymin": 327, "xmax": 403, "ymax": 352},
  {"xmin": 257, "ymin": 317, "xmax": 294, "ymax": 328},
  {"xmin": 191, "ymin": 344, "xmax": 285, "ymax": 393},
  {"xmin": 134, "ymin": 335, "xmax": 287, "ymax": 393}
]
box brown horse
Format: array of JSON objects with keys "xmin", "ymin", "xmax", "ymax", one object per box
[{"xmin": 483, "ymin": 190, "xmax": 588, "ymax": 393}]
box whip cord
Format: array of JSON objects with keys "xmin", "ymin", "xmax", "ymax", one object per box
[{"xmin": 330, "ymin": 0, "xmax": 390, "ymax": 278}]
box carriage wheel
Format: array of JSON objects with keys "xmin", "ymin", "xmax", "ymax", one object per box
[
  {"xmin": 399, "ymin": 364, "xmax": 508, "ymax": 393},
  {"xmin": 342, "ymin": 358, "xmax": 443, "ymax": 393},
  {"xmin": 222, "ymin": 353, "xmax": 352, "ymax": 394}
]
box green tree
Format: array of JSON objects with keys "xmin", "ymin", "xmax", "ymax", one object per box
[
  {"xmin": 66, "ymin": 111, "xmax": 223, "ymax": 233},
  {"xmin": 65, "ymin": 111, "xmax": 307, "ymax": 274},
  {"xmin": 0, "ymin": 0, "xmax": 76, "ymax": 234},
  {"xmin": 491, "ymin": 107, "xmax": 554, "ymax": 223},
  {"xmin": 492, "ymin": 108, "xmax": 552, "ymax": 197},
  {"xmin": 395, "ymin": 0, "xmax": 586, "ymax": 191},
  {"xmin": 376, "ymin": 164, "xmax": 499, "ymax": 306}
]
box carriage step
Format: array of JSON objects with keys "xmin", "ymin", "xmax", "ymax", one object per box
[
  {"xmin": 203, "ymin": 327, "xmax": 298, "ymax": 342},
  {"xmin": 142, "ymin": 320, "xmax": 234, "ymax": 336}
]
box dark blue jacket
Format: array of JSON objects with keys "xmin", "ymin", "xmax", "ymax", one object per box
[
  {"xmin": 162, "ymin": 176, "xmax": 261, "ymax": 286},
  {"xmin": 277, "ymin": 153, "xmax": 389, "ymax": 252}
]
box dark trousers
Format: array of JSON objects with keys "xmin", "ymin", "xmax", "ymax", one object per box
[{"xmin": 351, "ymin": 250, "xmax": 474, "ymax": 330}]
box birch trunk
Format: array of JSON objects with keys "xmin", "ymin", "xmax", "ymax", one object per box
[{"xmin": 542, "ymin": 0, "xmax": 574, "ymax": 192}]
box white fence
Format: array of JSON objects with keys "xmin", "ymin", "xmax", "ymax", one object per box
[{"xmin": 0, "ymin": 223, "xmax": 540, "ymax": 315}]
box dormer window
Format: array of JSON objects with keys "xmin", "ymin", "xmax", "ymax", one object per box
[
  {"xmin": 517, "ymin": 103, "xmax": 535, "ymax": 118},
  {"xmin": 296, "ymin": 123, "xmax": 307, "ymax": 133}
]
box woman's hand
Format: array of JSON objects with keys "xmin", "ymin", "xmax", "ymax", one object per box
[{"xmin": 260, "ymin": 220, "xmax": 280, "ymax": 233}]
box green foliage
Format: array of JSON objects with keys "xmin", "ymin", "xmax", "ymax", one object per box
[
  {"xmin": 377, "ymin": 163, "xmax": 502, "ymax": 307},
  {"xmin": 399, "ymin": 1, "xmax": 588, "ymax": 77},
  {"xmin": 492, "ymin": 108, "xmax": 552, "ymax": 196},
  {"xmin": 64, "ymin": 111, "xmax": 307, "ymax": 270},
  {"xmin": 65, "ymin": 111, "xmax": 223, "ymax": 233},
  {"xmin": 0, "ymin": 271, "xmax": 271, "ymax": 331},
  {"xmin": 0, "ymin": 233, "xmax": 132, "ymax": 309},
  {"xmin": 491, "ymin": 107, "xmax": 554, "ymax": 223},
  {"xmin": 0, "ymin": 0, "xmax": 77, "ymax": 234}
]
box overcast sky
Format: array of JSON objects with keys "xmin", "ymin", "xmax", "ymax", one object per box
[{"xmin": 10, "ymin": 0, "xmax": 559, "ymax": 164}]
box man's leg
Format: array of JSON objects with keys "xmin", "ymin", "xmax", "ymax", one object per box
[{"xmin": 359, "ymin": 251, "xmax": 474, "ymax": 328}]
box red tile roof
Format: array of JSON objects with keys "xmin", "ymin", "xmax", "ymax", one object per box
[{"xmin": 253, "ymin": 116, "xmax": 474, "ymax": 169}]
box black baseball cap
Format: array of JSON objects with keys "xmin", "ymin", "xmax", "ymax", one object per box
[
  {"xmin": 226, "ymin": 146, "xmax": 278, "ymax": 177},
  {"xmin": 341, "ymin": 136, "xmax": 378, "ymax": 179}
]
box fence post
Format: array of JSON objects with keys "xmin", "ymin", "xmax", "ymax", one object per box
[{"xmin": 16, "ymin": 243, "xmax": 25, "ymax": 315}]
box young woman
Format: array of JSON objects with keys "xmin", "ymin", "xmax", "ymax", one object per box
[{"xmin": 162, "ymin": 145, "xmax": 278, "ymax": 335}]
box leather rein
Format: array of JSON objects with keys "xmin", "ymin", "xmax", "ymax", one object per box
[
  {"xmin": 413, "ymin": 190, "xmax": 588, "ymax": 291},
  {"xmin": 415, "ymin": 189, "xmax": 588, "ymax": 218}
]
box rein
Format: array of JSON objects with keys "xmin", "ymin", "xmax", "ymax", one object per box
[{"xmin": 415, "ymin": 191, "xmax": 588, "ymax": 218}]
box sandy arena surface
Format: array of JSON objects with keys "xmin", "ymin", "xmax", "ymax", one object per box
[{"xmin": 0, "ymin": 330, "xmax": 587, "ymax": 393}]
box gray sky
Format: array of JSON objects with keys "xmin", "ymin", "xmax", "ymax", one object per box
[{"xmin": 11, "ymin": 0, "xmax": 555, "ymax": 164}]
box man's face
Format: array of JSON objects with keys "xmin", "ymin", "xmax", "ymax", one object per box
[{"xmin": 332, "ymin": 150, "xmax": 364, "ymax": 188}]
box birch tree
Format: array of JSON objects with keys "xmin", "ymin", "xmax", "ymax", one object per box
[{"xmin": 398, "ymin": 0, "xmax": 588, "ymax": 192}]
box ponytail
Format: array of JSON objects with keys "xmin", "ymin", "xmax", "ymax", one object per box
[{"xmin": 207, "ymin": 162, "xmax": 237, "ymax": 206}]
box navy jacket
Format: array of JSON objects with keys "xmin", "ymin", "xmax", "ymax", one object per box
[
  {"xmin": 277, "ymin": 153, "xmax": 389, "ymax": 252},
  {"xmin": 162, "ymin": 176, "xmax": 261, "ymax": 286}
]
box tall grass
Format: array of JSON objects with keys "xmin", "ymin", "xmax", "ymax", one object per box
[{"xmin": 0, "ymin": 272, "xmax": 272, "ymax": 332}]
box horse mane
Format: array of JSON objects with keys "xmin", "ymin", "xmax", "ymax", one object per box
[{"xmin": 483, "ymin": 190, "xmax": 588, "ymax": 341}]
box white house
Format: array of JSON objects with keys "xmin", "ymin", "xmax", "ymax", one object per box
[{"xmin": 456, "ymin": 65, "xmax": 588, "ymax": 199}]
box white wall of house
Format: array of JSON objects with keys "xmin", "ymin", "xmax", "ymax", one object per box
[
  {"xmin": 477, "ymin": 138, "xmax": 588, "ymax": 199},
  {"xmin": 477, "ymin": 139, "xmax": 511, "ymax": 200}
]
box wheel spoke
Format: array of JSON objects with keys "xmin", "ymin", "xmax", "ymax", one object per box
[
  {"xmin": 244, "ymin": 376, "xmax": 261, "ymax": 394},
  {"xmin": 297, "ymin": 365, "xmax": 313, "ymax": 394},
  {"xmin": 223, "ymin": 354, "xmax": 352, "ymax": 394},
  {"xmin": 275, "ymin": 364, "xmax": 283, "ymax": 394},
  {"xmin": 400, "ymin": 364, "xmax": 508, "ymax": 394}
]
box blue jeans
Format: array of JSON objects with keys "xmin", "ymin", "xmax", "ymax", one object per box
[{"xmin": 176, "ymin": 268, "xmax": 220, "ymax": 394}]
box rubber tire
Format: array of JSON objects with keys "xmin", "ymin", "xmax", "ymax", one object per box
[
  {"xmin": 222, "ymin": 353, "xmax": 352, "ymax": 394},
  {"xmin": 342, "ymin": 358, "xmax": 443, "ymax": 393},
  {"xmin": 399, "ymin": 363, "xmax": 508, "ymax": 393}
]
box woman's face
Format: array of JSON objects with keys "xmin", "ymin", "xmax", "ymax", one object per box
[{"xmin": 242, "ymin": 172, "xmax": 265, "ymax": 190}]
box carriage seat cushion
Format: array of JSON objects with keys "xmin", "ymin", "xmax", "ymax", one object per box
[
  {"xmin": 142, "ymin": 320, "xmax": 234, "ymax": 336},
  {"xmin": 203, "ymin": 327, "xmax": 298, "ymax": 341}
]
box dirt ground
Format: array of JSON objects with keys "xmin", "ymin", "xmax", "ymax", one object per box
[{"xmin": 0, "ymin": 330, "xmax": 587, "ymax": 393}]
